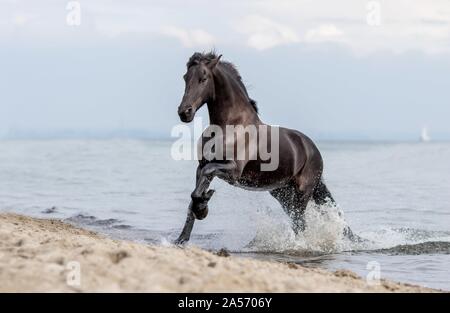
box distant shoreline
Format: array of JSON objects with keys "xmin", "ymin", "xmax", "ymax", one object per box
[
  {"xmin": 0, "ymin": 213, "xmax": 438, "ymax": 292},
  {"xmin": 1, "ymin": 131, "xmax": 450, "ymax": 143}
]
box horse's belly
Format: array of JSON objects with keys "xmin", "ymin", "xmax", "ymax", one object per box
[
  {"xmin": 228, "ymin": 170, "xmax": 292, "ymax": 191},
  {"xmin": 234, "ymin": 181, "xmax": 284, "ymax": 191}
]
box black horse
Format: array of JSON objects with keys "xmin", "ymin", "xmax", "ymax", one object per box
[{"xmin": 175, "ymin": 52, "xmax": 353, "ymax": 244}]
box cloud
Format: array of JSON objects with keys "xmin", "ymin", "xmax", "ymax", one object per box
[
  {"xmin": 237, "ymin": 15, "xmax": 299, "ymax": 50},
  {"xmin": 161, "ymin": 26, "xmax": 216, "ymax": 48},
  {"xmin": 305, "ymin": 24, "xmax": 344, "ymax": 43},
  {"xmin": 2, "ymin": 1, "xmax": 450, "ymax": 54}
]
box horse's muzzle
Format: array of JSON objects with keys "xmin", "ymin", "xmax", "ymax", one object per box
[{"xmin": 178, "ymin": 106, "xmax": 194, "ymax": 123}]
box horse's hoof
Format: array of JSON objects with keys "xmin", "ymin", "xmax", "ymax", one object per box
[
  {"xmin": 192, "ymin": 206, "xmax": 208, "ymax": 220},
  {"xmin": 174, "ymin": 236, "xmax": 188, "ymax": 246},
  {"xmin": 190, "ymin": 196, "xmax": 210, "ymax": 220}
]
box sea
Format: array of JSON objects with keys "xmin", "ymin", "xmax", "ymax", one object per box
[{"xmin": 0, "ymin": 139, "xmax": 449, "ymax": 290}]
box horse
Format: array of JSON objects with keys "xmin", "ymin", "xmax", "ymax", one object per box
[{"xmin": 175, "ymin": 52, "xmax": 354, "ymax": 245}]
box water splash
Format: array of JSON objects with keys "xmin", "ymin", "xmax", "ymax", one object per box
[
  {"xmin": 244, "ymin": 200, "xmax": 356, "ymax": 254},
  {"xmin": 242, "ymin": 201, "xmax": 450, "ymax": 256}
]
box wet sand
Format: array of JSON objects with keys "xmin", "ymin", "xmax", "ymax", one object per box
[{"xmin": 0, "ymin": 213, "xmax": 438, "ymax": 292}]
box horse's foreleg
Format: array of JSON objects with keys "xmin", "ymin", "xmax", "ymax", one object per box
[
  {"xmin": 174, "ymin": 210, "xmax": 195, "ymax": 245},
  {"xmin": 190, "ymin": 161, "xmax": 242, "ymax": 219},
  {"xmin": 175, "ymin": 162, "xmax": 242, "ymax": 245},
  {"xmin": 174, "ymin": 166, "xmax": 202, "ymax": 245}
]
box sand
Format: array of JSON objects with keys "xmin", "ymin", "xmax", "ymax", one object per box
[{"xmin": 0, "ymin": 213, "xmax": 437, "ymax": 292}]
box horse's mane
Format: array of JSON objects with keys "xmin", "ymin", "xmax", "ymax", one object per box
[{"xmin": 187, "ymin": 52, "xmax": 258, "ymax": 114}]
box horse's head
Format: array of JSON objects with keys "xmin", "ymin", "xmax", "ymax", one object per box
[{"xmin": 178, "ymin": 53, "xmax": 222, "ymax": 123}]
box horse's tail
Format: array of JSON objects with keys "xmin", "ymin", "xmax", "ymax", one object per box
[{"xmin": 312, "ymin": 179, "xmax": 335, "ymax": 205}]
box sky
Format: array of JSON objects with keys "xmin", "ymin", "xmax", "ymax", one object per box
[{"xmin": 1, "ymin": 0, "xmax": 450, "ymax": 140}]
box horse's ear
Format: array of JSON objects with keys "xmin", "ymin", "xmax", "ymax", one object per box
[{"xmin": 207, "ymin": 55, "xmax": 222, "ymax": 70}]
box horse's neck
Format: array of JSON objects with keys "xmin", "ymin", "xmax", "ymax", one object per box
[{"xmin": 207, "ymin": 68, "xmax": 259, "ymax": 127}]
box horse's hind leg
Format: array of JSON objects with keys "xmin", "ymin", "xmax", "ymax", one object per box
[
  {"xmin": 312, "ymin": 179, "xmax": 362, "ymax": 242},
  {"xmin": 312, "ymin": 180, "xmax": 334, "ymax": 205},
  {"xmin": 270, "ymin": 184, "xmax": 305, "ymax": 234},
  {"xmin": 270, "ymin": 167, "xmax": 321, "ymax": 234},
  {"xmin": 270, "ymin": 182, "xmax": 315, "ymax": 234}
]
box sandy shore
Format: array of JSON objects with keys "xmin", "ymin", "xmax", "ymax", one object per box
[{"xmin": 0, "ymin": 213, "xmax": 437, "ymax": 292}]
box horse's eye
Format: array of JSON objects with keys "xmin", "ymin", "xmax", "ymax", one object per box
[{"xmin": 199, "ymin": 77, "xmax": 207, "ymax": 83}]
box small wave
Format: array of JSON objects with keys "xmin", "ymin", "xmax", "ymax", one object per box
[
  {"xmin": 66, "ymin": 214, "xmax": 129, "ymax": 228},
  {"xmin": 391, "ymin": 228, "xmax": 450, "ymax": 242},
  {"xmin": 112, "ymin": 224, "xmax": 132, "ymax": 230},
  {"xmin": 41, "ymin": 206, "xmax": 58, "ymax": 214},
  {"xmin": 356, "ymin": 227, "xmax": 450, "ymax": 252},
  {"xmin": 369, "ymin": 241, "xmax": 450, "ymax": 255}
]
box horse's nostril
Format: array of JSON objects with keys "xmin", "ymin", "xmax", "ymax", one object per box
[
  {"xmin": 180, "ymin": 108, "xmax": 193, "ymax": 118},
  {"xmin": 178, "ymin": 107, "xmax": 194, "ymax": 121}
]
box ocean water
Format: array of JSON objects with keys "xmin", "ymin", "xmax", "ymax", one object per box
[{"xmin": 0, "ymin": 139, "xmax": 449, "ymax": 290}]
